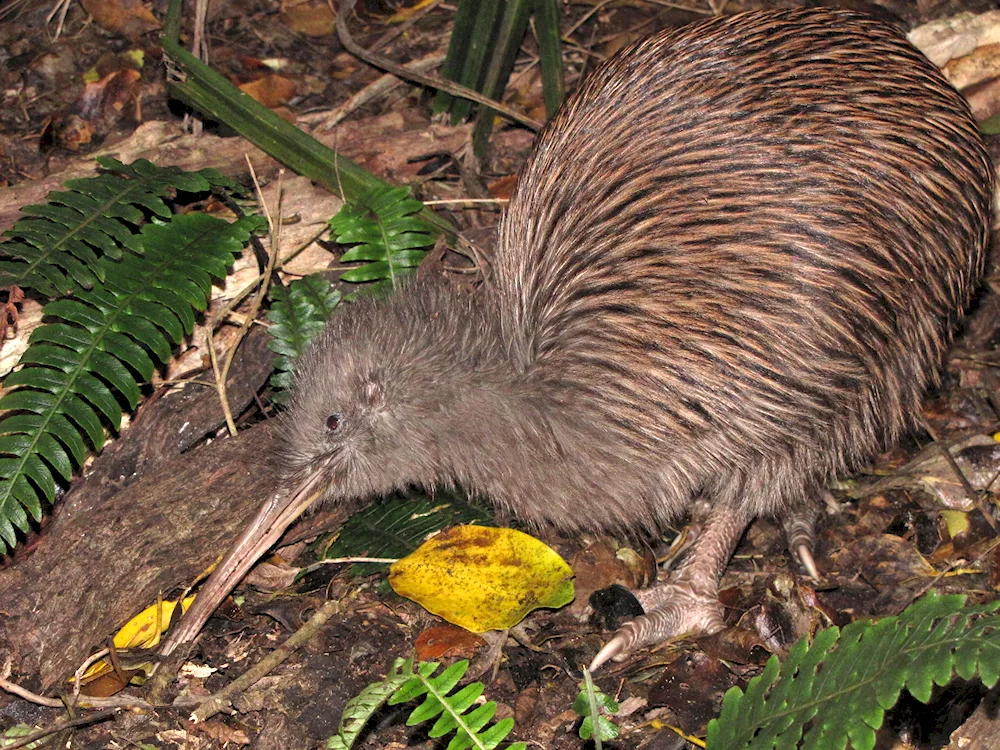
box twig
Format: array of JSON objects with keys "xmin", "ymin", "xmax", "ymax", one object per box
[
  {"xmin": 0, "ymin": 660, "xmax": 63, "ymax": 707},
  {"xmin": 44, "ymin": 0, "xmax": 73, "ymax": 39},
  {"xmin": 71, "ymin": 647, "xmax": 111, "ymax": 704},
  {"xmin": 191, "ymin": 596, "xmax": 342, "ymax": 722},
  {"xmin": 0, "ymin": 658, "xmax": 155, "ymax": 712},
  {"xmin": 0, "ymin": 709, "xmax": 118, "ymax": 750},
  {"xmin": 335, "ymin": 0, "xmax": 542, "ymax": 131},
  {"xmin": 212, "ymin": 160, "xmax": 283, "ymax": 436},
  {"xmin": 207, "ymin": 327, "xmax": 235, "ymax": 436},
  {"xmin": 318, "ymin": 52, "xmax": 446, "ymax": 131},
  {"xmin": 423, "ymin": 198, "xmax": 507, "ymax": 207},
  {"xmin": 210, "ymin": 224, "xmax": 330, "ymax": 330},
  {"xmin": 564, "ymin": 0, "xmax": 619, "ymax": 39}
]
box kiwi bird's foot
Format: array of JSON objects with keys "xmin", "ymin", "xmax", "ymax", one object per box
[
  {"xmin": 589, "ymin": 503, "xmax": 752, "ymax": 672},
  {"xmin": 589, "ymin": 581, "xmax": 725, "ymax": 671}
]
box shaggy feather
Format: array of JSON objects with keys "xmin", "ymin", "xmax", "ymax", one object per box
[{"xmin": 287, "ymin": 8, "xmax": 993, "ymax": 588}]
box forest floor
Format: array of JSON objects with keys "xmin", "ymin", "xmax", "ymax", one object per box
[{"xmin": 2, "ymin": 0, "xmax": 1000, "ymax": 747}]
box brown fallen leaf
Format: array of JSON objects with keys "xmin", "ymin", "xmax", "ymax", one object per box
[
  {"xmin": 244, "ymin": 559, "xmax": 301, "ymax": 592},
  {"xmin": 488, "ymin": 174, "xmax": 518, "ymax": 201},
  {"xmin": 80, "ymin": 0, "xmax": 159, "ymax": 40},
  {"xmin": 239, "ymin": 73, "xmax": 298, "ymax": 109},
  {"xmin": 569, "ymin": 539, "xmax": 654, "ymax": 616},
  {"xmin": 414, "ymin": 624, "xmax": 487, "ymax": 661},
  {"xmin": 189, "ymin": 719, "xmax": 251, "ymax": 745},
  {"xmin": 832, "ymin": 533, "xmax": 938, "ymax": 587},
  {"xmin": 281, "ymin": 0, "xmax": 336, "ymax": 37},
  {"xmin": 0, "ymin": 286, "xmax": 24, "ymax": 345},
  {"xmin": 79, "ymin": 68, "xmax": 142, "ymax": 123}
]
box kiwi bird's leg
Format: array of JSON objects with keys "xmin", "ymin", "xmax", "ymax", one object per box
[
  {"xmin": 589, "ymin": 505, "xmax": 751, "ymax": 671},
  {"xmin": 783, "ymin": 501, "xmax": 820, "ymax": 581}
]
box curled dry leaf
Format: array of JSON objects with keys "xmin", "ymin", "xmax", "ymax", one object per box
[{"xmin": 76, "ymin": 595, "xmax": 195, "ymax": 685}]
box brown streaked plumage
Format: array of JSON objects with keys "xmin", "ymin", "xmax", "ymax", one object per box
[{"xmin": 161, "ymin": 7, "xmax": 994, "ymax": 670}]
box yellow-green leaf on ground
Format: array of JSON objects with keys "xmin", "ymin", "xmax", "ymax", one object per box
[
  {"xmin": 940, "ymin": 509, "xmax": 970, "ymax": 538},
  {"xmin": 389, "ymin": 525, "xmax": 575, "ymax": 632}
]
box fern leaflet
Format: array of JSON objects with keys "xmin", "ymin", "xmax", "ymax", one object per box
[
  {"xmin": 266, "ymin": 274, "xmax": 342, "ymax": 405},
  {"xmin": 326, "ymin": 669, "xmax": 411, "ymax": 750},
  {"xmin": 0, "ymin": 157, "xmax": 238, "ymax": 297},
  {"xmin": 0, "ymin": 212, "xmax": 261, "ymax": 549},
  {"xmin": 706, "ymin": 591, "xmax": 1000, "ymax": 750},
  {"xmin": 389, "ymin": 658, "xmax": 526, "ymax": 750},
  {"xmin": 329, "ymin": 185, "xmax": 436, "ymax": 296},
  {"xmin": 326, "ymin": 657, "xmax": 526, "ymax": 750}
]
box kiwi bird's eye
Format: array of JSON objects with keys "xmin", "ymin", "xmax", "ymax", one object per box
[{"xmin": 325, "ymin": 413, "xmax": 342, "ymax": 432}]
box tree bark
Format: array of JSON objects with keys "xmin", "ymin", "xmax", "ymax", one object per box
[{"xmin": 0, "ymin": 420, "xmax": 284, "ymax": 691}]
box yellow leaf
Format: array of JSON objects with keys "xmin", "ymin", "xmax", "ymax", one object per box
[
  {"xmin": 389, "ymin": 525, "xmax": 575, "ymax": 632},
  {"xmin": 113, "ymin": 595, "xmax": 195, "ymax": 649},
  {"xmin": 74, "ymin": 596, "xmax": 195, "ymax": 684},
  {"xmin": 387, "ymin": 0, "xmax": 437, "ymax": 23}
]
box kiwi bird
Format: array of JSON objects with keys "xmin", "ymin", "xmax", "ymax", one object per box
[{"xmin": 161, "ymin": 7, "xmax": 994, "ymax": 670}]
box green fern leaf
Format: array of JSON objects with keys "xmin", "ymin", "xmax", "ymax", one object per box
[
  {"xmin": 326, "ymin": 657, "xmax": 526, "ymax": 750},
  {"xmin": 325, "ymin": 668, "xmax": 411, "ymax": 750},
  {"xmin": 403, "ymin": 660, "xmax": 468, "ymax": 724},
  {"xmin": 384, "ymin": 659, "xmax": 526, "ymax": 750},
  {"xmin": 0, "ymin": 156, "xmax": 238, "ymax": 297},
  {"xmin": 266, "ymin": 274, "xmax": 342, "ymax": 404},
  {"xmin": 318, "ymin": 489, "xmax": 492, "ymax": 577},
  {"xmin": 329, "ymin": 186, "xmax": 436, "ymax": 295},
  {"xmin": 445, "ymin": 703, "xmax": 504, "ymax": 749},
  {"xmin": 429, "ymin": 681, "xmax": 487, "ymax": 735},
  {"xmin": 706, "ymin": 592, "xmax": 1000, "ymax": 750},
  {"xmin": 0, "ymin": 212, "xmax": 261, "ymax": 550}
]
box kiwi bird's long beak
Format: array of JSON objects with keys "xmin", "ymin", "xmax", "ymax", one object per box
[{"xmin": 159, "ymin": 463, "xmax": 331, "ymax": 659}]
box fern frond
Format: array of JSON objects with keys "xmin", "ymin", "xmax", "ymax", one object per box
[
  {"xmin": 0, "ymin": 156, "xmax": 238, "ymax": 297},
  {"xmin": 329, "ymin": 185, "xmax": 436, "ymax": 296},
  {"xmin": 706, "ymin": 592, "xmax": 1000, "ymax": 750},
  {"xmin": 318, "ymin": 489, "xmax": 492, "ymax": 577},
  {"xmin": 388, "ymin": 658, "xmax": 527, "ymax": 750},
  {"xmin": 327, "ymin": 658, "xmax": 526, "ymax": 750},
  {"xmin": 326, "ymin": 668, "xmax": 411, "ymax": 750},
  {"xmin": 266, "ymin": 274, "xmax": 341, "ymax": 404},
  {"xmin": 0, "ymin": 213, "xmax": 261, "ymax": 549}
]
